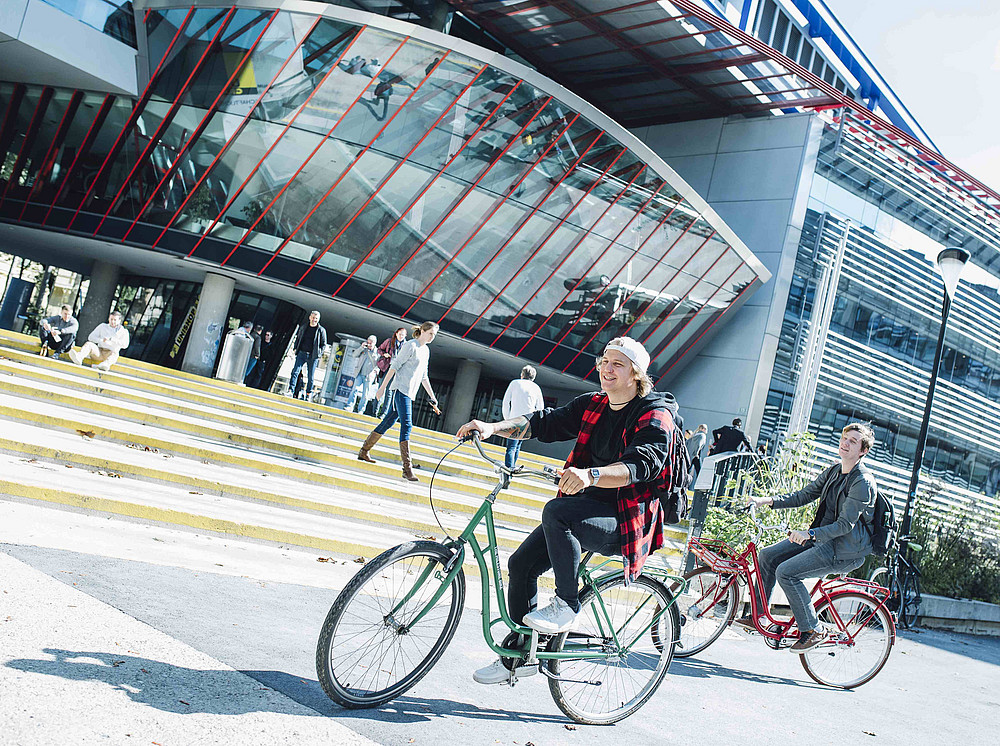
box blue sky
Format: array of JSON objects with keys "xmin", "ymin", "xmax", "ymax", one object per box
[{"xmin": 826, "ymin": 0, "xmax": 1000, "ymax": 194}]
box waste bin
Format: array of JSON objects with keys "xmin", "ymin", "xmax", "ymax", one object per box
[{"xmin": 215, "ymin": 331, "xmax": 252, "ymax": 384}]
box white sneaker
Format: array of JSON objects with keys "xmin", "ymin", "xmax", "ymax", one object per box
[
  {"xmin": 472, "ymin": 659, "xmax": 538, "ymax": 685},
  {"xmin": 68, "ymin": 349, "xmax": 82, "ymax": 365},
  {"xmin": 523, "ymin": 596, "xmax": 578, "ymax": 634},
  {"xmin": 95, "ymin": 361, "xmax": 111, "ymax": 372}
]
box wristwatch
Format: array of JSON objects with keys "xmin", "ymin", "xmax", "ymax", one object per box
[
  {"xmin": 589, "ymin": 467, "xmax": 600, "ymax": 485},
  {"xmin": 808, "ymin": 528, "xmax": 816, "ymax": 540}
]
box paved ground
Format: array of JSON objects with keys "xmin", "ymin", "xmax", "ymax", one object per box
[{"xmin": 2, "ymin": 501, "xmax": 999, "ymax": 746}]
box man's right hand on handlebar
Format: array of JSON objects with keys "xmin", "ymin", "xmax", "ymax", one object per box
[
  {"xmin": 456, "ymin": 419, "xmax": 495, "ymax": 441},
  {"xmin": 751, "ymin": 495, "xmax": 774, "ymax": 509}
]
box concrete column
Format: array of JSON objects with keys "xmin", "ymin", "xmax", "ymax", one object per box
[
  {"xmin": 443, "ymin": 358, "xmax": 481, "ymax": 434},
  {"xmin": 181, "ymin": 272, "xmax": 235, "ymax": 377},
  {"xmin": 77, "ymin": 260, "xmax": 120, "ymax": 338}
]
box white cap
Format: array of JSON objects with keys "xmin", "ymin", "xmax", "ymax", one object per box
[{"xmin": 604, "ymin": 337, "xmax": 650, "ymax": 374}]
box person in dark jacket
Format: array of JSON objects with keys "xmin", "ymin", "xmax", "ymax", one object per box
[
  {"xmin": 710, "ymin": 417, "xmax": 752, "ymax": 455},
  {"xmin": 244, "ymin": 324, "xmax": 263, "ymax": 382},
  {"xmin": 457, "ymin": 337, "xmax": 674, "ymax": 685},
  {"xmin": 288, "ymin": 311, "xmax": 327, "ymax": 399},
  {"xmin": 39, "ymin": 305, "xmax": 79, "ymax": 358},
  {"xmin": 738, "ymin": 422, "xmax": 878, "ymax": 653}
]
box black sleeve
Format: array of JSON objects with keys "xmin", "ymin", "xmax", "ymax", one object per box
[
  {"xmin": 619, "ymin": 410, "xmax": 672, "ymax": 484},
  {"xmin": 527, "ymin": 394, "xmax": 592, "ymax": 443},
  {"xmin": 713, "ymin": 427, "xmax": 724, "ymax": 439}
]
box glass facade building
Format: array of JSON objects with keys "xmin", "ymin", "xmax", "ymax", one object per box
[{"xmin": 0, "ymin": 1, "xmax": 766, "ymax": 386}]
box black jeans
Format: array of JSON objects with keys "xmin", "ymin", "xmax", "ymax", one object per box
[
  {"xmin": 507, "ymin": 496, "xmax": 619, "ymax": 624},
  {"xmin": 39, "ymin": 329, "xmax": 75, "ymax": 353}
]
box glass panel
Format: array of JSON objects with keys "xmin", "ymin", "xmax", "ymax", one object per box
[{"xmin": 40, "ymin": 0, "xmax": 136, "ymax": 47}]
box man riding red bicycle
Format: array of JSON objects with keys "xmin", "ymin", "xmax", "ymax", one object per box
[{"xmin": 737, "ymin": 422, "xmax": 878, "ymax": 653}]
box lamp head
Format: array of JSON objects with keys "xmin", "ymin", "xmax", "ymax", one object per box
[{"xmin": 936, "ymin": 247, "xmax": 970, "ymax": 298}]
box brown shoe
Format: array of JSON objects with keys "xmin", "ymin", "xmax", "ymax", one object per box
[
  {"xmin": 357, "ymin": 431, "xmax": 382, "ymax": 463},
  {"xmin": 789, "ymin": 627, "xmax": 828, "ymax": 654},
  {"xmin": 733, "ymin": 615, "xmax": 757, "ymax": 630},
  {"xmin": 400, "ymin": 441, "xmax": 419, "ymax": 482}
]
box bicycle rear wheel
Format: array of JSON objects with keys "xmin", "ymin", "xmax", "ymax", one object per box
[
  {"xmin": 316, "ymin": 541, "xmax": 465, "ymax": 708},
  {"xmin": 671, "ymin": 566, "xmax": 738, "ymax": 658},
  {"xmin": 547, "ymin": 574, "xmax": 678, "ymax": 725},
  {"xmin": 898, "ymin": 571, "xmax": 921, "ymax": 629},
  {"xmin": 801, "ymin": 591, "xmax": 894, "ymax": 689}
]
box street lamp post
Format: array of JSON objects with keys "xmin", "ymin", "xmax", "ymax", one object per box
[{"xmin": 900, "ymin": 247, "xmax": 970, "ymax": 539}]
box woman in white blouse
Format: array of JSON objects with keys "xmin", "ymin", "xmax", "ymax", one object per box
[{"xmin": 357, "ymin": 321, "xmax": 441, "ymax": 481}]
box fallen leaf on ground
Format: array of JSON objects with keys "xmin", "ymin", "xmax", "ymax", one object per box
[
  {"xmin": 76, "ymin": 429, "xmax": 96, "ymax": 438},
  {"xmin": 863, "ymin": 731, "xmax": 877, "ymax": 737},
  {"xmin": 189, "ymin": 491, "xmax": 202, "ymax": 495},
  {"xmin": 317, "ymin": 557, "xmax": 333, "ymax": 563},
  {"xmin": 565, "ymin": 724, "xmax": 577, "ymax": 730},
  {"xmin": 354, "ymin": 556, "xmax": 366, "ymax": 564}
]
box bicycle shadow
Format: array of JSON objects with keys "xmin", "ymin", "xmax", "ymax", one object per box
[
  {"xmin": 667, "ymin": 656, "xmax": 830, "ymax": 690},
  {"xmin": 246, "ymin": 669, "xmax": 570, "ymax": 725},
  {"xmin": 5, "ymin": 648, "xmax": 324, "ymax": 717}
]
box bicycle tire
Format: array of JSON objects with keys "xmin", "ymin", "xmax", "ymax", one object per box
[
  {"xmin": 670, "ymin": 566, "xmax": 738, "ymax": 658},
  {"xmin": 867, "ymin": 566, "xmax": 888, "ymax": 587},
  {"xmin": 898, "ymin": 571, "xmax": 921, "ymax": 629},
  {"xmin": 800, "ymin": 591, "xmax": 894, "ymax": 689},
  {"xmin": 546, "ymin": 574, "xmax": 679, "ymax": 725},
  {"xmin": 316, "ymin": 541, "xmax": 465, "ymax": 708}
]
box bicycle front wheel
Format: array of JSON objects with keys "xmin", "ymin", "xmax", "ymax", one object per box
[
  {"xmin": 801, "ymin": 591, "xmax": 894, "ymax": 689},
  {"xmin": 898, "ymin": 571, "xmax": 921, "ymax": 629},
  {"xmin": 547, "ymin": 574, "xmax": 679, "ymax": 725},
  {"xmin": 316, "ymin": 541, "xmax": 465, "ymax": 708},
  {"xmin": 672, "ymin": 566, "xmax": 738, "ymax": 658}
]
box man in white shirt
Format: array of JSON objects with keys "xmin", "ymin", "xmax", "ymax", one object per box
[
  {"xmin": 68, "ymin": 310, "xmax": 130, "ymax": 371},
  {"xmin": 501, "ymin": 365, "xmax": 544, "ymax": 468}
]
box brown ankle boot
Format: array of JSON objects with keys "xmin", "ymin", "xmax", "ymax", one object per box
[
  {"xmin": 357, "ymin": 431, "xmax": 382, "ymax": 463},
  {"xmin": 400, "ymin": 441, "xmax": 419, "ymax": 482}
]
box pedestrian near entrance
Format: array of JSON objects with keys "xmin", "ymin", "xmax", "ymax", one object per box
[
  {"xmin": 288, "ymin": 311, "xmax": 327, "ymax": 399},
  {"xmin": 249, "ymin": 330, "xmax": 273, "ymax": 389},
  {"xmin": 456, "ymin": 337, "xmax": 674, "ymax": 685},
  {"xmin": 68, "ymin": 311, "xmax": 129, "ymax": 371},
  {"xmin": 244, "ymin": 324, "xmax": 263, "ymax": 382},
  {"xmin": 357, "ymin": 322, "xmax": 441, "ymax": 481},
  {"xmin": 375, "ymin": 327, "xmax": 407, "ymax": 416},
  {"xmin": 501, "ymin": 365, "xmax": 544, "ymax": 469},
  {"xmin": 38, "ymin": 305, "xmax": 78, "ymax": 358},
  {"xmin": 709, "ymin": 417, "xmax": 753, "ymax": 455},
  {"xmin": 738, "ymin": 422, "xmax": 878, "ymax": 653},
  {"xmin": 347, "ymin": 335, "xmax": 378, "ymax": 412},
  {"xmin": 687, "ymin": 423, "xmax": 708, "ymax": 483}
]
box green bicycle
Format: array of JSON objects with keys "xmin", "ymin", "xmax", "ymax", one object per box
[{"xmin": 315, "ymin": 433, "xmax": 683, "ymax": 725}]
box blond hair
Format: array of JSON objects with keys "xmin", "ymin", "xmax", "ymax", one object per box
[
  {"xmin": 594, "ymin": 353, "xmax": 654, "ymax": 397},
  {"xmin": 412, "ymin": 320, "xmax": 439, "ymax": 338}
]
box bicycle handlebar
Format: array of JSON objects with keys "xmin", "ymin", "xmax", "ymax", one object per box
[
  {"xmin": 743, "ymin": 501, "xmax": 788, "ymax": 534},
  {"xmin": 463, "ymin": 431, "xmax": 560, "ymax": 486}
]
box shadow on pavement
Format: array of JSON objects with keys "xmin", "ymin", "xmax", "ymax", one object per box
[
  {"xmin": 7, "ymin": 648, "xmax": 322, "ymax": 717},
  {"xmin": 245, "ymin": 670, "xmax": 570, "ymax": 725},
  {"xmin": 899, "ymin": 627, "xmax": 1000, "ymax": 667},
  {"xmin": 669, "ymin": 656, "xmax": 829, "ymax": 690}
]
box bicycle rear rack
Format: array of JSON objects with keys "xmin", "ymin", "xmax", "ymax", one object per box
[
  {"xmin": 688, "ymin": 537, "xmax": 742, "ymax": 574},
  {"xmin": 824, "ymin": 575, "xmax": 890, "ymax": 602}
]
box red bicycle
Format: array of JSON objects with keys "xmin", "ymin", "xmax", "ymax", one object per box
[{"xmin": 672, "ymin": 503, "xmax": 895, "ymax": 689}]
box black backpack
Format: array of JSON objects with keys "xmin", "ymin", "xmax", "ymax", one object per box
[
  {"xmin": 654, "ymin": 416, "xmax": 692, "ymax": 525},
  {"xmin": 864, "ymin": 490, "xmax": 896, "ymax": 557}
]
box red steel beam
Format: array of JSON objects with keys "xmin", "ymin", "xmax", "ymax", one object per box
[
  {"xmin": 141, "ymin": 16, "xmax": 325, "ymax": 245},
  {"xmin": 363, "ymin": 82, "xmax": 531, "ymax": 308},
  {"xmin": 514, "ymin": 179, "xmax": 668, "ymax": 357},
  {"xmin": 220, "ymin": 35, "xmax": 410, "ymax": 268},
  {"xmin": 18, "ymin": 90, "xmax": 83, "ymax": 220},
  {"xmin": 460, "ymin": 147, "xmax": 630, "ymax": 336},
  {"xmin": 430, "ymin": 128, "xmax": 606, "ymax": 323},
  {"xmin": 0, "ymin": 86, "xmax": 53, "ymax": 210},
  {"xmin": 120, "ymin": 10, "xmax": 279, "ymax": 242},
  {"xmin": 182, "ymin": 27, "xmax": 366, "ymax": 258},
  {"xmin": 514, "ymin": 2, "xmax": 689, "ymax": 34},
  {"xmin": 486, "ymin": 163, "xmax": 647, "ymax": 346}
]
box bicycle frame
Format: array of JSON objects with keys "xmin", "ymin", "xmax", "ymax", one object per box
[{"xmin": 391, "ymin": 444, "xmax": 684, "ymax": 663}]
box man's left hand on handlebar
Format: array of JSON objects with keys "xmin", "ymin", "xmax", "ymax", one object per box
[
  {"xmin": 456, "ymin": 419, "xmax": 495, "ymax": 441},
  {"xmin": 751, "ymin": 495, "xmax": 773, "ymax": 509}
]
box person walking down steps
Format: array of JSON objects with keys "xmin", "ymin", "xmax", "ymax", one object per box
[{"xmin": 356, "ymin": 321, "xmax": 442, "ymax": 481}]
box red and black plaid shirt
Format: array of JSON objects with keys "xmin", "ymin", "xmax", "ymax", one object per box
[{"xmin": 561, "ymin": 393, "xmax": 671, "ymax": 583}]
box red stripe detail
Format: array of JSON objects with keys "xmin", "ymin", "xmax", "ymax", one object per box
[
  {"xmin": 462, "ymin": 147, "xmax": 632, "ymax": 338},
  {"xmin": 514, "ymin": 179, "xmax": 666, "ymax": 357},
  {"xmin": 18, "ymin": 90, "xmax": 83, "ymax": 220},
  {"xmin": 41, "ymin": 94, "xmax": 114, "ymax": 225},
  {"xmin": 120, "ymin": 10, "xmax": 280, "ymax": 242},
  {"xmin": 318, "ymin": 65, "xmax": 488, "ymax": 294},
  {"xmin": 183, "ymin": 25, "xmax": 365, "ymax": 258},
  {"xmin": 267, "ymin": 52, "xmax": 459, "ymax": 282},
  {"xmin": 221, "ymin": 34, "xmax": 410, "ymax": 268},
  {"xmin": 143, "ymin": 16, "xmax": 322, "ymax": 246},
  {"xmin": 400, "ymin": 113, "xmax": 583, "ymax": 319},
  {"xmin": 491, "ymin": 163, "xmax": 648, "ymax": 348},
  {"xmin": 539, "ymin": 201, "xmax": 686, "ymax": 368},
  {"xmin": 91, "ymin": 6, "xmax": 240, "ymax": 235},
  {"xmin": 363, "ymin": 80, "xmax": 524, "ymax": 308},
  {"xmin": 64, "ymin": 7, "xmax": 195, "ymax": 228},
  {"xmin": 0, "ymin": 86, "xmax": 53, "ymax": 209}
]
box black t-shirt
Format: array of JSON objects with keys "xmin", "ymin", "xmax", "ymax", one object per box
[
  {"xmin": 297, "ymin": 325, "xmax": 319, "ymax": 354},
  {"xmin": 585, "ymin": 397, "xmax": 643, "ymax": 502},
  {"xmin": 813, "ymin": 469, "xmax": 849, "ymax": 529}
]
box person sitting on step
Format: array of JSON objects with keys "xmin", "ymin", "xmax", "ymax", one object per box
[{"xmin": 68, "ymin": 311, "xmax": 130, "ymax": 372}]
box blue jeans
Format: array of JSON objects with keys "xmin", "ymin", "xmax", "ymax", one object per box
[
  {"xmin": 757, "ymin": 539, "xmax": 865, "ymax": 632},
  {"xmin": 507, "ymin": 496, "xmax": 620, "ymax": 623},
  {"xmin": 290, "ymin": 351, "xmax": 318, "ymax": 396},
  {"xmin": 348, "ymin": 374, "xmax": 373, "ymax": 412},
  {"xmin": 376, "ymin": 378, "xmax": 394, "ymax": 417},
  {"xmin": 374, "ymin": 390, "xmax": 413, "ymax": 442},
  {"xmin": 504, "ymin": 438, "xmax": 522, "ymax": 469}
]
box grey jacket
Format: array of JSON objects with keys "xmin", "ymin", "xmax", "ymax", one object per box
[{"xmin": 771, "ymin": 461, "xmax": 878, "ymax": 561}]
